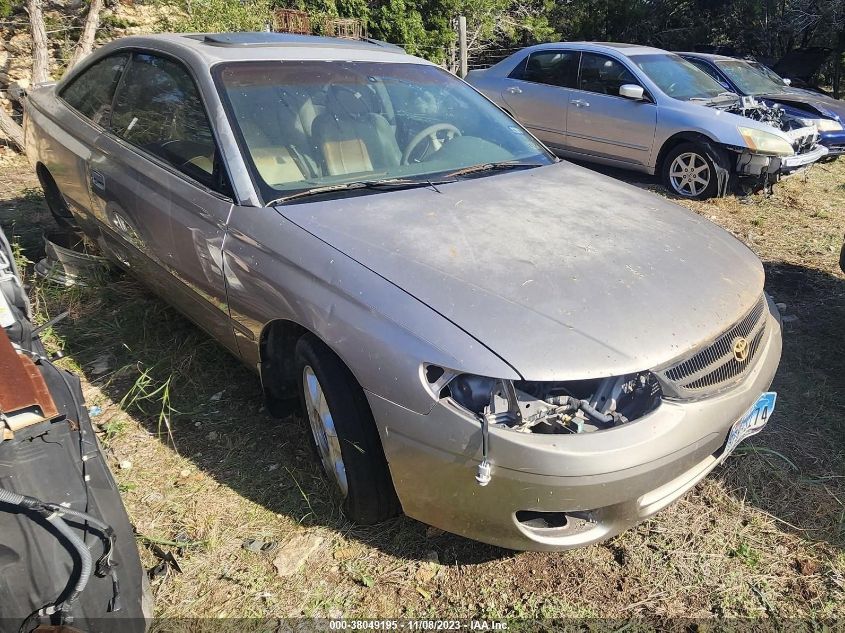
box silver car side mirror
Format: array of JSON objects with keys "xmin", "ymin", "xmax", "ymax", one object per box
[
  {"xmin": 619, "ymin": 84, "xmax": 645, "ymax": 100},
  {"xmin": 782, "ymin": 78, "xmax": 792, "ymax": 86}
]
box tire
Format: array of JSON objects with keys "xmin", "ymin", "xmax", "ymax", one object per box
[
  {"xmin": 661, "ymin": 141, "xmax": 724, "ymax": 200},
  {"xmin": 37, "ymin": 168, "xmax": 77, "ymax": 229},
  {"xmin": 295, "ymin": 335, "xmax": 400, "ymax": 524}
]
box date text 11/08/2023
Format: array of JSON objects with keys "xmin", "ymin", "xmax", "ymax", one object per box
[{"xmin": 328, "ymin": 621, "xmax": 508, "ymax": 630}]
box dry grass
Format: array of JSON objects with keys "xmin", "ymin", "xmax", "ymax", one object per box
[{"xmin": 1, "ymin": 149, "xmax": 844, "ymax": 623}]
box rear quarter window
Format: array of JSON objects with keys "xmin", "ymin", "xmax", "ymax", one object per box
[{"xmin": 60, "ymin": 53, "xmax": 129, "ymax": 126}]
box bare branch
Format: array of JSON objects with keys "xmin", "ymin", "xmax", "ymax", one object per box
[
  {"xmin": 0, "ymin": 106, "xmax": 24, "ymax": 151},
  {"xmin": 67, "ymin": 0, "xmax": 104, "ymax": 71}
]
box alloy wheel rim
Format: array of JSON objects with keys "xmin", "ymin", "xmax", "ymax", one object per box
[
  {"xmin": 669, "ymin": 152, "xmax": 710, "ymax": 197},
  {"xmin": 302, "ymin": 366, "xmax": 349, "ymax": 497}
]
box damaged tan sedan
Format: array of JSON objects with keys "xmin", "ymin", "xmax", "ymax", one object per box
[{"xmin": 25, "ymin": 32, "xmax": 782, "ymax": 550}]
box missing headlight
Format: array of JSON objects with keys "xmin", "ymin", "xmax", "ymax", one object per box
[{"xmin": 426, "ymin": 366, "xmax": 661, "ymax": 434}]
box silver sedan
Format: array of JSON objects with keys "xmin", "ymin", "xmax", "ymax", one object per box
[
  {"xmin": 467, "ymin": 42, "xmax": 828, "ymax": 199},
  {"xmin": 25, "ymin": 33, "xmax": 781, "ymax": 550}
]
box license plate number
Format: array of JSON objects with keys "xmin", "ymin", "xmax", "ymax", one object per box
[{"xmin": 724, "ymin": 391, "xmax": 777, "ymax": 456}]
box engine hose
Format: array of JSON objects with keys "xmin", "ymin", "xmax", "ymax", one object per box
[{"xmin": 546, "ymin": 395, "xmax": 621, "ymax": 426}]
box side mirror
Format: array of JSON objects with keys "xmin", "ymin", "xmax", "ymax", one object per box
[
  {"xmin": 783, "ymin": 78, "xmax": 792, "ymax": 86},
  {"xmin": 619, "ymin": 84, "xmax": 645, "ymax": 100}
]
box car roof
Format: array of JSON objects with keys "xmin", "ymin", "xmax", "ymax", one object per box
[
  {"xmin": 517, "ymin": 41, "xmax": 670, "ymax": 57},
  {"xmin": 96, "ymin": 32, "xmax": 427, "ymax": 66}
]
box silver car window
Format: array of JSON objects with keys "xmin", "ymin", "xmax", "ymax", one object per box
[
  {"xmin": 511, "ymin": 50, "xmax": 579, "ymax": 88},
  {"xmin": 578, "ymin": 53, "xmax": 639, "ymax": 96},
  {"xmin": 110, "ymin": 53, "xmax": 229, "ymax": 195},
  {"xmin": 60, "ymin": 53, "xmax": 129, "ymax": 127},
  {"xmin": 214, "ymin": 60, "xmax": 553, "ymax": 204}
]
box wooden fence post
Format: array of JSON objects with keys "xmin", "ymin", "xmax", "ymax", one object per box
[{"xmin": 458, "ymin": 15, "xmax": 468, "ymax": 78}]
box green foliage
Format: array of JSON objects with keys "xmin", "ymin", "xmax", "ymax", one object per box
[
  {"xmin": 169, "ymin": 0, "xmax": 274, "ymax": 33},
  {"xmin": 0, "ymin": 0, "xmax": 13, "ymax": 19}
]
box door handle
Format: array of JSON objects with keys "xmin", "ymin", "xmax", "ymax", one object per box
[
  {"xmin": 571, "ymin": 99, "xmax": 590, "ymax": 108},
  {"xmin": 90, "ymin": 169, "xmax": 106, "ymax": 191},
  {"xmin": 505, "ymin": 86, "xmax": 523, "ymax": 94}
]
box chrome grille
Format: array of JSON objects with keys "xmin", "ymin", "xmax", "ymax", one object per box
[{"xmin": 659, "ymin": 295, "xmax": 769, "ymax": 397}]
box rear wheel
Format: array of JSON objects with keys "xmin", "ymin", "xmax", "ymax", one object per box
[
  {"xmin": 661, "ymin": 142, "xmax": 723, "ymax": 200},
  {"xmin": 295, "ymin": 335, "xmax": 400, "ymax": 524}
]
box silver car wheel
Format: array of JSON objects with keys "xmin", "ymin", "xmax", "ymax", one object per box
[
  {"xmin": 669, "ymin": 152, "xmax": 711, "ymax": 197},
  {"xmin": 302, "ymin": 365, "xmax": 349, "ymax": 497}
]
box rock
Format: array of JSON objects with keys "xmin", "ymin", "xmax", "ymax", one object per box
[
  {"xmin": 118, "ymin": 460, "xmax": 132, "ymax": 470},
  {"xmin": 179, "ymin": 468, "xmax": 191, "ymax": 478},
  {"xmin": 415, "ymin": 564, "xmax": 437, "ymax": 584},
  {"xmin": 89, "ymin": 353, "xmax": 114, "ymax": 376},
  {"xmin": 272, "ymin": 533, "xmax": 324, "ymax": 577},
  {"xmin": 425, "ymin": 526, "xmax": 444, "ymax": 538},
  {"xmin": 333, "ymin": 546, "xmax": 357, "ymax": 561},
  {"xmin": 782, "ymin": 314, "xmax": 800, "ymax": 324},
  {"xmin": 423, "ymin": 550, "xmax": 439, "ymax": 564},
  {"xmin": 209, "ymin": 390, "xmax": 224, "ymax": 402},
  {"xmin": 775, "ymin": 302, "xmax": 787, "ymax": 312}
]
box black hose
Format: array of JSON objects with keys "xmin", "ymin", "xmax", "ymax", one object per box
[
  {"xmin": 41, "ymin": 509, "xmax": 93, "ymax": 613},
  {"xmin": 0, "ymin": 487, "xmax": 95, "ymax": 621},
  {"xmin": 546, "ymin": 395, "xmax": 623, "ymax": 427}
]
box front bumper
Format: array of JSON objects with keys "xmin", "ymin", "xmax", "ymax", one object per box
[
  {"xmin": 737, "ymin": 145, "xmax": 829, "ymax": 178},
  {"xmin": 369, "ymin": 304, "xmax": 782, "ymax": 551}
]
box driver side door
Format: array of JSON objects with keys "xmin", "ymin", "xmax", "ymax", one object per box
[{"xmin": 89, "ymin": 51, "xmax": 238, "ymax": 354}]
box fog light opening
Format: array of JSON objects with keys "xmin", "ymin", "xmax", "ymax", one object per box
[{"xmin": 515, "ymin": 510, "xmax": 569, "ymax": 530}]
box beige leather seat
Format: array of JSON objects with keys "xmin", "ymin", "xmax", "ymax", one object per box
[{"xmin": 311, "ymin": 85, "xmax": 401, "ymax": 176}]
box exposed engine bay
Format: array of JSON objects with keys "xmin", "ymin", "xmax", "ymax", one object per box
[
  {"xmin": 0, "ymin": 227, "xmax": 148, "ymax": 632},
  {"xmin": 723, "ymin": 95, "xmax": 820, "ymax": 154},
  {"xmin": 429, "ymin": 367, "xmax": 662, "ymax": 434}
]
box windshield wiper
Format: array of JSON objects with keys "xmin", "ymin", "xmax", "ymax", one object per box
[
  {"xmin": 445, "ymin": 160, "xmax": 546, "ymax": 179},
  {"xmin": 267, "ymin": 177, "xmax": 456, "ymax": 206}
]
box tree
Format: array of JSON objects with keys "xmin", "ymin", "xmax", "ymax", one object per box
[{"xmin": 1, "ymin": 0, "xmax": 106, "ymax": 151}]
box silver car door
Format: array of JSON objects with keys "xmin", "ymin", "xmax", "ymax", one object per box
[
  {"xmin": 90, "ymin": 52, "xmax": 239, "ymax": 355},
  {"xmin": 499, "ymin": 50, "xmax": 579, "ymax": 150},
  {"xmin": 565, "ymin": 52, "xmax": 657, "ymax": 166}
]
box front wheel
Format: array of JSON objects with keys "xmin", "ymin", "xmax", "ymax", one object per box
[
  {"xmin": 295, "ymin": 335, "xmax": 400, "ymax": 524},
  {"xmin": 661, "ymin": 142, "xmax": 726, "ymax": 200}
]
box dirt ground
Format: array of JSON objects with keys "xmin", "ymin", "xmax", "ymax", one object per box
[{"xmin": 1, "ymin": 148, "xmax": 844, "ymax": 624}]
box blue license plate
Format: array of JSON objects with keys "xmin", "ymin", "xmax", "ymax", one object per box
[{"xmin": 724, "ymin": 392, "xmax": 777, "ymax": 456}]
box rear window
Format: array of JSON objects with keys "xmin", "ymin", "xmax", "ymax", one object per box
[{"xmin": 60, "ymin": 53, "xmax": 129, "ymax": 126}]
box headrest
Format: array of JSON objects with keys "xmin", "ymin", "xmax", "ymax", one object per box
[{"xmin": 326, "ymin": 84, "xmax": 373, "ymax": 119}]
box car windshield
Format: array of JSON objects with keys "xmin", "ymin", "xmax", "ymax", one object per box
[
  {"xmin": 631, "ymin": 53, "xmax": 728, "ymax": 100},
  {"xmin": 214, "ymin": 60, "xmax": 553, "ymax": 204},
  {"xmin": 716, "ymin": 60, "xmax": 788, "ymax": 95}
]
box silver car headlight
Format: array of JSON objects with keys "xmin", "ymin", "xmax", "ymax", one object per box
[
  {"xmin": 816, "ymin": 118, "xmax": 843, "ymax": 132},
  {"xmin": 423, "ymin": 366, "xmax": 662, "ymax": 435},
  {"xmin": 737, "ymin": 126, "xmax": 794, "ymax": 156}
]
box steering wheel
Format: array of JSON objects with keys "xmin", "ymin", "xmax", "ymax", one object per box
[{"xmin": 402, "ymin": 123, "xmax": 461, "ymax": 165}]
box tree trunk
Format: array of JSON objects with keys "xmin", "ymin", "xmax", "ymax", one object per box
[
  {"xmin": 27, "ymin": 0, "xmax": 50, "ymax": 84},
  {"xmin": 0, "ymin": 107, "xmax": 24, "ymax": 152},
  {"xmin": 67, "ymin": 0, "xmax": 104, "ymax": 71}
]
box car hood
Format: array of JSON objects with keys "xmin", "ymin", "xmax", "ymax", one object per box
[
  {"xmin": 276, "ymin": 162, "xmax": 764, "ymax": 381},
  {"xmin": 763, "ymin": 91, "xmax": 845, "ymax": 121}
]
